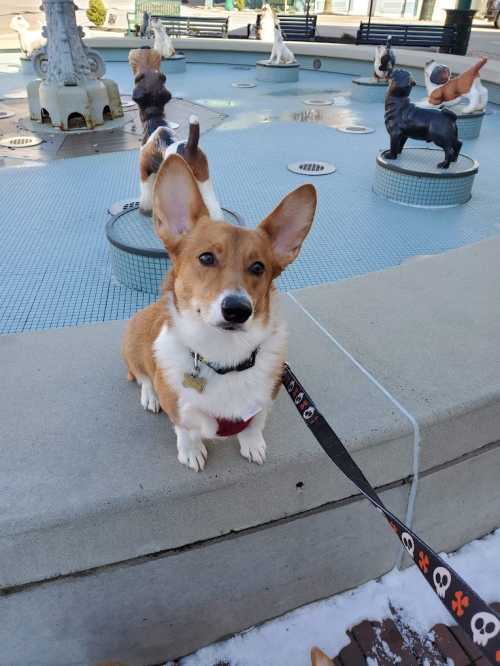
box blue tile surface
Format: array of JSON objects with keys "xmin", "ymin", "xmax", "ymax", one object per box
[{"xmin": 0, "ymin": 58, "xmax": 499, "ymax": 334}]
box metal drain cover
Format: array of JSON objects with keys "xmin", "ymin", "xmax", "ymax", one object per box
[
  {"xmin": 0, "ymin": 109, "xmax": 15, "ymax": 119},
  {"xmin": 337, "ymin": 125, "xmax": 374, "ymax": 134},
  {"xmin": 121, "ymin": 98, "xmax": 136, "ymax": 110},
  {"xmin": 288, "ymin": 161, "xmax": 336, "ymax": 176},
  {"xmin": 108, "ymin": 199, "xmax": 140, "ymax": 216},
  {"xmin": 167, "ymin": 121, "xmax": 180, "ymax": 130},
  {"xmin": 232, "ymin": 82, "xmax": 256, "ymax": 88},
  {"xmin": 303, "ymin": 98, "xmax": 333, "ymax": 106},
  {"xmin": 0, "ymin": 135, "xmax": 43, "ymax": 148},
  {"xmin": 233, "ymin": 66, "xmax": 252, "ymax": 71}
]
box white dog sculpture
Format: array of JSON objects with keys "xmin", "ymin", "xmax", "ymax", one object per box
[
  {"xmin": 10, "ymin": 15, "xmax": 46, "ymax": 57},
  {"xmin": 268, "ymin": 23, "xmax": 296, "ymax": 65},
  {"xmin": 151, "ymin": 17, "xmax": 176, "ymax": 59},
  {"xmin": 260, "ymin": 3, "xmax": 275, "ymax": 42}
]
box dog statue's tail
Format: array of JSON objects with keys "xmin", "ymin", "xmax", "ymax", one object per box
[
  {"xmin": 473, "ymin": 57, "xmax": 488, "ymax": 75},
  {"xmin": 185, "ymin": 115, "xmax": 200, "ymax": 156}
]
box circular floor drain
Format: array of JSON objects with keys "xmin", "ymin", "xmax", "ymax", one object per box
[
  {"xmin": 167, "ymin": 121, "xmax": 180, "ymax": 130},
  {"xmin": 303, "ymin": 98, "xmax": 333, "ymax": 106},
  {"xmin": 337, "ymin": 125, "xmax": 375, "ymax": 134},
  {"xmin": 233, "ymin": 66, "xmax": 252, "ymax": 71},
  {"xmin": 232, "ymin": 82, "xmax": 256, "ymax": 88},
  {"xmin": 0, "ymin": 109, "xmax": 15, "ymax": 119},
  {"xmin": 0, "ymin": 135, "xmax": 43, "ymax": 148},
  {"xmin": 287, "ymin": 161, "xmax": 336, "ymax": 176},
  {"xmin": 108, "ymin": 199, "xmax": 141, "ymax": 216},
  {"xmin": 121, "ymin": 99, "xmax": 136, "ymax": 110}
]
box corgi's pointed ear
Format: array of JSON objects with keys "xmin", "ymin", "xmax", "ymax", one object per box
[
  {"xmin": 153, "ymin": 154, "xmax": 208, "ymax": 251},
  {"xmin": 310, "ymin": 647, "xmax": 334, "ymax": 666},
  {"xmin": 259, "ymin": 184, "xmax": 316, "ymax": 277}
]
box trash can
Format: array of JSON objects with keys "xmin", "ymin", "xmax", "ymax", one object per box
[{"xmin": 443, "ymin": 8, "xmax": 476, "ymax": 56}]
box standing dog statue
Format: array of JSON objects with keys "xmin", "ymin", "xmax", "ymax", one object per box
[
  {"xmin": 374, "ymin": 36, "xmax": 396, "ymax": 81},
  {"xmin": 10, "ymin": 15, "xmax": 45, "ymax": 57},
  {"xmin": 150, "ymin": 17, "xmax": 176, "ymax": 59},
  {"xmin": 123, "ymin": 154, "xmax": 316, "ymax": 471},
  {"xmin": 424, "ymin": 57, "xmax": 488, "ymax": 114},
  {"xmin": 129, "ymin": 48, "xmax": 222, "ymax": 218},
  {"xmin": 385, "ymin": 69, "xmax": 461, "ymax": 169},
  {"xmin": 268, "ymin": 22, "xmax": 296, "ymax": 65}
]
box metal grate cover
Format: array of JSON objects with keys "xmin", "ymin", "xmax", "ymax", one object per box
[
  {"xmin": 2, "ymin": 89, "xmax": 28, "ymax": 100},
  {"xmin": 337, "ymin": 125, "xmax": 375, "ymax": 134},
  {"xmin": 167, "ymin": 120, "xmax": 180, "ymax": 130},
  {"xmin": 303, "ymin": 98, "xmax": 333, "ymax": 106},
  {"xmin": 0, "ymin": 109, "xmax": 15, "ymax": 119},
  {"xmin": 232, "ymin": 82, "xmax": 256, "ymax": 88},
  {"xmin": 108, "ymin": 200, "xmax": 140, "ymax": 216},
  {"xmin": 288, "ymin": 161, "xmax": 336, "ymax": 176},
  {"xmin": 0, "ymin": 135, "xmax": 43, "ymax": 148}
]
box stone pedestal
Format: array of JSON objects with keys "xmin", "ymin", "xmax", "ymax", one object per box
[
  {"xmin": 374, "ymin": 147, "xmax": 478, "ymax": 207},
  {"xmin": 351, "ymin": 77, "xmax": 388, "ymax": 103},
  {"xmin": 160, "ymin": 54, "xmax": 186, "ymax": 74},
  {"xmin": 455, "ymin": 109, "xmax": 485, "ymax": 140},
  {"xmin": 19, "ymin": 56, "xmax": 34, "ymax": 75},
  {"xmin": 256, "ymin": 60, "xmax": 299, "ymax": 83}
]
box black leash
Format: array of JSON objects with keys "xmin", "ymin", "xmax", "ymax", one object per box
[{"xmin": 282, "ymin": 363, "xmax": 500, "ymax": 664}]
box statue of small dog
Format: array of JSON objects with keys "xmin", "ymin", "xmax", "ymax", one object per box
[
  {"xmin": 374, "ymin": 36, "xmax": 395, "ymax": 81},
  {"xmin": 384, "ymin": 69, "xmax": 461, "ymax": 169},
  {"xmin": 425, "ymin": 57, "xmax": 488, "ymax": 114}
]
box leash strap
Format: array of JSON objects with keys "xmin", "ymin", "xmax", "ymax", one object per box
[{"xmin": 282, "ymin": 363, "xmax": 500, "ymax": 664}]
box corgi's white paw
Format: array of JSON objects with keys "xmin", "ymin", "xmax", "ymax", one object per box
[
  {"xmin": 239, "ymin": 432, "xmax": 267, "ymax": 465},
  {"xmin": 140, "ymin": 379, "xmax": 160, "ymax": 413},
  {"xmin": 177, "ymin": 440, "xmax": 208, "ymax": 472}
]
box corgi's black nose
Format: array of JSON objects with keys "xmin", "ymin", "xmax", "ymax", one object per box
[{"xmin": 221, "ymin": 294, "xmax": 252, "ymax": 324}]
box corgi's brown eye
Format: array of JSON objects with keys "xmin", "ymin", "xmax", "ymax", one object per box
[
  {"xmin": 249, "ymin": 261, "xmax": 265, "ymax": 276},
  {"xmin": 199, "ymin": 252, "xmax": 215, "ymax": 266}
]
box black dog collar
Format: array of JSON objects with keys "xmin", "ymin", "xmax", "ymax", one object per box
[{"xmin": 190, "ymin": 349, "xmax": 259, "ymax": 375}]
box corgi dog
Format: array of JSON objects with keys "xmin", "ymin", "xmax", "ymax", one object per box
[
  {"xmin": 123, "ymin": 154, "xmax": 316, "ymax": 471},
  {"xmin": 129, "ymin": 48, "xmax": 222, "ymax": 219},
  {"xmin": 373, "ymin": 36, "xmax": 395, "ymax": 81},
  {"xmin": 150, "ymin": 17, "xmax": 176, "ymax": 59},
  {"xmin": 424, "ymin": 57, "xmax": 488, "ymax": 114},
  {"xmin": 268, "ymin": 22, "xmax": 296, "ymax": 65}
]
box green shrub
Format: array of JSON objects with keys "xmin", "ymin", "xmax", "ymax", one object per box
[
  {"xmin": 235, "ymin": 0, "xmax": 246, "ymax": 10},
  {"xmin": 86, "ymin": 0, "xmax": 107, "ymax": 27}
]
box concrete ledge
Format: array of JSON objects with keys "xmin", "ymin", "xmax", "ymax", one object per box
[{"xmin": 1, "ymin": 237, "xmax": 500, "ymax": 663}]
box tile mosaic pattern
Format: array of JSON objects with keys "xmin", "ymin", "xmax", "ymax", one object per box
[
  {"xmin": 456, "ymin": 113, "xmax": 484, "ymax": 141},
  {"xmin": 0, "ymin": 60, "xmax": 499, "ymax": 335}
]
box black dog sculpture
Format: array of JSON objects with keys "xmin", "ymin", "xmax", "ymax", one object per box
[{"xmin": 384, "ymin": 69, "xmax": 461, "ymax": 169}]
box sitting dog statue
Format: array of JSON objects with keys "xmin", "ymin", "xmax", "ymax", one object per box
[
  {"xmin": 150, "ymin": 17, "xmax": 176, "ymax": 59},
  {"xmin": 374, "ymin": 36, "xmax": 395, "ymax": 81},
  {"xmin": 384, "ymin": 69, "xmax": 461, "ymax": 169},
  {"xmin": 424, "ymin": 57, "xmax": 488, "ymax": 114},
  {"xmin": 268, "ymin": 22, "xmax": 296, "ymax": 65},
  {"xmin": 10, "ymin": 15, "xmax": 45, "ymax": 57},
  {"xmin": 129, "ymin": 48, "xmax": 222, "ymax": 218},
  {"xmin": 260, "ymin": 3, "xmax": 275, "ymax": 42}
]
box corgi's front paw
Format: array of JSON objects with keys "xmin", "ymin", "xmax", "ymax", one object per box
[
  {"xmin": 239, "ymin": 432, "xmax": 267, "ymax": 465},
  {"xmin": 140, "ymin": 380, "xmax": 160, "ymax": 413},
  {"xmin": 176, "ymin": 431, "xmax": 208, "ymax": 472}
]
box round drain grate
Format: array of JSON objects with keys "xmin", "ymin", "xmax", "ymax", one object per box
[
  {"xmin": 121, "ymin": 98, "xmax": 136, "ymax": 110},
  {"xmin": 108, "ymin": 199, "xmax": 140, "ymax": 216},
  {"xmin": 288, "ymin": 161, "xmax": 336, "ymax": 176},
  {"xmin": 0, "ymin": 135, "xmax": 43, "ymax": 148},
  {"xmin": 0, "ymin": 109, "xmax": 15, "ymax": 119},
  {"xmin": 167, "ymin": 120, "xmax": 180, "ymax": 130},
  {"xmin": 337, "ymin": 125, "xmax": 374, "ymax": 134},
  {"xmin": 303, "ymin": 98, "xmax": 333, "ymax": 106},
  {"xmin": 232, "ymin": 82, "xmax": 256, "ymax": 88},
  {"xmin": 233, "ymin": 66, "xmax": 252, "ymax": 71}
]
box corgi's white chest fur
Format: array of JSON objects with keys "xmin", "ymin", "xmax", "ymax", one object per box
[{"xmin": 153, "ymin": 294, "xmax": 286, "ymax": 439}]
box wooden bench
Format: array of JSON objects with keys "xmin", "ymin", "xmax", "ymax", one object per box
[
  {"xmin": 356, "ymin": 22, "xmax": 457, "ymax": 53},
  {"xmin": 149, "ymin": 15, "xmax": 229, "ymax": 38},
  {"xmin": 127, "ymin": 0, "xmax": 180, "ymax": 35},
  {"xmin": 246, "ymin": 13, "xmax": 317, "ymax": 41}
]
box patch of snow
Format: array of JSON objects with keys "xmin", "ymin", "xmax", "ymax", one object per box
[{"xmin": 175, "ymin": 529, "xmax": 500, "ymax": 666}]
